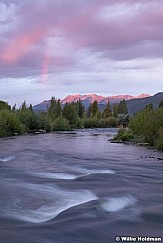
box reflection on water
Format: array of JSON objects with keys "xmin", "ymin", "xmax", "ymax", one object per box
[{"xmin": 0, "ymin": 129, "xmax": 163, "ymax": 243}]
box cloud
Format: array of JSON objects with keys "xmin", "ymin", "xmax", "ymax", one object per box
[{"xmin": 0, "ymin": 0, "xmax": 163, "ymax": 104}]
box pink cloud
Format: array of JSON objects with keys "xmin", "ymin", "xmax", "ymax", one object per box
[
  {"xmin": 1, "ymin": 0, "xmax": 163, "ymax": 78},
  {"xmin": 0, "ymin": 28, "xmax": 46, "ymax": 64}
]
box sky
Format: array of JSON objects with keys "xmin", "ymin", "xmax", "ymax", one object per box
[{"xmin": 0, "ymin": 0, "xmax": 163, "ymax": 106}]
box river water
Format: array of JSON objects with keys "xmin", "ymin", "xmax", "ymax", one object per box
[{"xmin": 0, "ymin": 129, "xmax": 163, "ymax": 243}]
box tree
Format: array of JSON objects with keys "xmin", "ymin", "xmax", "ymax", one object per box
[
  {"xmin": 62, "ymin": 103, "xmax": 78, "ymax": 127},
  {"xmin": 55, "ymin": 99, "xmax": 62, "ymax": 118},
  {"xmin": 87, "ymin": 103, "xmax": 92, "ymax": 118},
  {"xmin": 113, "ymin": 103, "xmax": 119, "ymax": 117},
  {"xmin": 0, "ymin": 101, "xmax": 11, "ymax": 111},
  {"xmin": 48, "ymin": 97, "xmax": 56, "ymax": 120},
  {"xmin": 29, "ymin": 104, "xmax": 33, "ymax": 112},
  {"xmin": 118, "ymin": 100, "xmax": 128, "ymax": 115},
  {"xmin": 48, "ymin": 97, "xmax": 62, "ymax": 120},
  {"xmin": 89, "ymin": 101, "xmax": 99, "ymax": 117},
  {"xmin": 20, "ymin": 101, "xmax": 27, "ymax": 111},
  {"xmin": 77, "ymin": 100, "xmax": 85, "ymax": 118},
  {"xmin": 103, "ymin": 101, "xmax": 112, "ymax": 118}
]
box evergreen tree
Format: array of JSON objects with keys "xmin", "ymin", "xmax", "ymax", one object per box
[
  {"xmin": 118, "ymin": 100, "xmax": 128, "ymax": 115},
  {"xmin": 48, "ymin": 97, "xmax": 62, "ymax": 119},
  {"xmin": 113, "ymin": 103, "xmax": 119, "ymax": 117},
  {"xmin": 77, "ymin": 99, "xmax": 85, "ymax": 118},
  {"xmin": 96, "ymin": 110, "xmax": 101, "ymax": 119},
  {"xmin": 29, "ymin": 104, "xmax": 33, "ymax": 112},
  {"xmin": 87, "ymin": 103, "xmax": 92, "ymax": 118},
  {"xmin": 21, "ymin": 101, "xmax": 27, "ymax": 111},
  {"xmin": 90, "ymin": 101, "xmax": 99, "ymax": 117},
  {"xmin": 47, "ymin": 97, "xmax": 57, "ymax": 131},
  {"xmin": 103, "ymin": 101, "xmax": 112, "ymax": 118},
  {"xmin": 55, "ymin": 99, "xmax": 62, "ymax": 117}
]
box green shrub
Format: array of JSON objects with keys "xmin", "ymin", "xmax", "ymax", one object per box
[
  {"xmin": 16, "ymin": 110, "xmax": 39, "ymax": 131},
  {"xmin": 155, "ymin": 136, "xmax": 163, "ymax": 151},
  {"xmin": 155, "ymin": 129, "xmax": 163, "ymax": 151},
  {"xmin": 82, "ymin": 117, "xmax": 99, "ymax": 128},
  {"xmin": 52, "ymin": 117, "xmax": 70, "ymax": 131},
  {"xmin": 36, "ymin": 113, "xmax": 51, "ymax": 131},
  {"xmin": 0, "ymin": 110, "xmax": 25, "ymax": 137},
  {"xmin": 114, "ymin": 129, "xmax": 134, "ymax": 141},
  {"xmin": 129, "ymin": 108, "xmax": 163, "ymax": 145}
]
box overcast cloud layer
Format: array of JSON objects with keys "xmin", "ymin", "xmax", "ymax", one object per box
[{"xmin": 0, "ymin": 0, "xmax": 163, "ymax": 105}]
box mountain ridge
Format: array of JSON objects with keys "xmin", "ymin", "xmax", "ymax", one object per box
[
  {"xmin": 61, "ymin": 93, "xmax": 150, "ymax": 104},
  {"xmin": 33, "ymin": 93, "xmax": 150, "ymax": 112}
]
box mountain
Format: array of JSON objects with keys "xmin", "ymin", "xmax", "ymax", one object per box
[
  {"xmin": 62, "ymin": 94, "xmax": 150, "ymax": 106},
  {"xmin": 33, "ymin": 93, "xmax": 150, "ymax": 112},
  {"xmin": 126, "ymin": 92, "xmax": 163, "ymax": 115}
]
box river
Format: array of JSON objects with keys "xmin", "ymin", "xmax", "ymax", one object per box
[{"xmin": 0, "ymin": 129, "xmax": 162, "ymax": 243}]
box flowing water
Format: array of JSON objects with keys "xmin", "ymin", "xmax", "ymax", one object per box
[{"xmin": 0, "ymin": 129, "xmax": 163, "ymax": 243}]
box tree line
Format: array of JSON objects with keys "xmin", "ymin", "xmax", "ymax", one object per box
[{"xmin": 0, "ymin": 98, "xmax": 129, "ymax": 137}]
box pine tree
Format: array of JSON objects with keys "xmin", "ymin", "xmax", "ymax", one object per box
[
  {"xmin": 20, "ymin": 101, "xmax": 27, "ymax": 111},
  {"xmin": 29, "ymin": 104, "xmax": 33, "ymax": 112},
  {"xmin": 56, "ymin": 99, "xmax": 62, "ymax": 118},
  {"xmin": 87, "ymin": 103, "xmax": 92, "ymax": 118},
  {"xmin": 77, "ymin": 99, "xmax": 85, "ymax": 118},
  {"xmin": 103, "ymin": 101, "xmax": 112, "ymax": 118},
  {"xmin": 48, "ymin": 97, "xmax": 57, "ymax": 120},
  {"xmin": 113, "ymin": 104, "xmax": 119, "ymax": 117},
  {"xmin": 91, "ymin": 101, "xmax": 99, "ymax": 117},
  {"xmin": 118, "ymin": 100, "xmax": 128, "ymax": 115}
]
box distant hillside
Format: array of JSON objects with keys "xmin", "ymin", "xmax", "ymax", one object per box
[
  {"xmin": 33, "ymin": 93, "xmax": 150, "ymax": 112},
  {"xmin": 126, "ymin": 92, "xmax": 163, "ymax": 115}
]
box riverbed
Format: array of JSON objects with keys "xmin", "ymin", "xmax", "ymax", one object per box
[{"xmin": 0, "ymin": 129, "xmax": 162, "ymax": 243}]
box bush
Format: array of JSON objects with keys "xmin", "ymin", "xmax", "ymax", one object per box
[
  {"xmin": 114, "ymin": 129, "xmax": 134, "ymax": 141},
  {"xmin": 52, "ymin": 117, "xmax": 70, "ymax": 131},
  {"xmin": 82, "ymin": 117, "xmax": 99, "ymax": 128},
  {"xmin": 36, "ymin": 113, "xmax": 51, "ymax": 131},
  {"xmin": 155, "ymin": 129, "xmax": 163, "ymax": 151},
  {"xmin": 16, "ymin": 110, "xmax": 39, "ymax": 131},
  {"xmin": 0, "ymin": 110, "xmax": 25, "ymax": 137},
  {"xmin": 129, "ymin": 108, "xmax": 163, "ymax": 145},
  {"xmin": 155, "ymin": 137, "xmax": 163, "ymax": 151}
]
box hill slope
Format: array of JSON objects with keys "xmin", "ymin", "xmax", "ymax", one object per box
[{"xmin": 126, "ymin": 92, "xmax": 163, "ymax": 115}]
